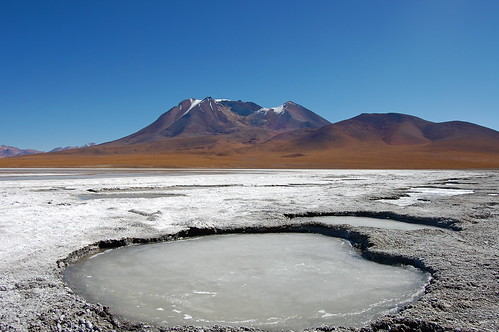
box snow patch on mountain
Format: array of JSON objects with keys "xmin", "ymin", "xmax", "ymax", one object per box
[
  {"xmin": 256, "ymin": 104, "xmax": 286, "ymax": 115},
  {"xmin": 183, "ymin": 99, "xmax": 203, "ymax": 115},
  {"xmin": 186, "ymin": 99, "xmax": 290, "ymax": 116},
  {"xmin": 272, "ymin": 104, "xmax": 285, "ymax": 114},
  {"xmin": 50, "ymin": 143, "xmax": 96, "ymax": 152}
]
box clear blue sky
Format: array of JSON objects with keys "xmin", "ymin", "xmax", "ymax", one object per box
[{"xmin": 1, "ymin": 0, "xmax": 498, "ymax": 151}]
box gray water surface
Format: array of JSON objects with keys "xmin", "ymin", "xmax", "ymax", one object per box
[
  {"xmin": 65, "ymin": 233, "xmax": 429, "ymax": 331},
  {"xmin": 295, "ymin": 216, "xmax": 442, "ymax": 230}
]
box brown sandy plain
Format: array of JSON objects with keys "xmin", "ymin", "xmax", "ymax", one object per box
[{"xmin": 0, "ymin": 142, "xmax": 497, "ymax": 169}]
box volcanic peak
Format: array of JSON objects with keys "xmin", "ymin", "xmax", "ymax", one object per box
[
  {"xmin": 109, "ymin": 97, "xmax": 331, "ymax": 145},
  {"xmin": 179, "ymin": 98, "xmax": 302, "ymax": 117}
]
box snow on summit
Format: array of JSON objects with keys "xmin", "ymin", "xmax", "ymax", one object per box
[
  {"xmin": 256, "ymin": 104, "xmax": 286, "ymax": 114},
  {"xmin": 183, "ymin": 98, "xmax": 292, "ymax": 115},
  {"xmin": 272, "ymin": 104, "xmax": 285, "ymax": 114},
  {"xmin": 186, "ymin": 98, "xmax": 203, "ymax": 113}
]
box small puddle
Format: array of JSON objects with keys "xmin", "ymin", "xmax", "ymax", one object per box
[
  {"xmin": 78, "ymin": 192, "xmax": 185, "ymax": 200},
  {"xmin": 294, "ymin": 216, "xmax": 441, "ymax": 230},
  {"xmin": 379, "ymin": 187, "xmax": 474, "ymax": 206},
  {"xmin": 64, "ymin": 233, "xmax": 430, "ymax": 331}
]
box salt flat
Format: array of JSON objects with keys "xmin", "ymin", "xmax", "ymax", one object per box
[{"xmin": 0, "ymin": 169, "xmax": 497, "ymax": 331}]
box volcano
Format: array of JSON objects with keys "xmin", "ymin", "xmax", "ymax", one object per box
[{"xmin": 110, "ymin": 97, "xmax": 330, "ymax": 145}]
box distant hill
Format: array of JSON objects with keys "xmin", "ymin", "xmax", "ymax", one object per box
[
  {"xmin": 249, "ymin": 112, "xmax": 499, "ymax": 168},
  {"xmin": 0, "ymin": 145, "xmax": 42, "ymax": 158},
  {"xmin": 263, "ymin": 112, "xmax": 499, "ymax": 152},
  {"xmin": 1, "ymin": 143, "xmax": 97, "ymax": 158},
  {"xmin": 50, "ymin": 143, "xmax": 96, "ymax": 152},
  {"xmin": 1, "ymin": 98, "xmax": 498, "ymax": 168}
]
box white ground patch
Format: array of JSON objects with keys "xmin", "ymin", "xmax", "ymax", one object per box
[{"xmin": 0, "ymin": 169, "xmax": 478, "ymax": 275}]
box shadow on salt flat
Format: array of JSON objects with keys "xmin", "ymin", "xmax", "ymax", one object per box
[{"xmin": 378, "ymin": 187, "xmax": 474, "ymax": 207}]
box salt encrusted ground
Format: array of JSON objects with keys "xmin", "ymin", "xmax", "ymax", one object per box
[{"xmin": 0, "ymin": 169, "xmax": 497, "ymax": 332}]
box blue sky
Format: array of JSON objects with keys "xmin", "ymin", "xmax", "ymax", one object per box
[{"xmin": 1, "ymin": 0, "xmax": 498, "ymax": 151}]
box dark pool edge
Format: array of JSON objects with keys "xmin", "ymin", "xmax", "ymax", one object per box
[
  {"xmin": 56, "ymin": 212, "xmax": 454, "ymax": 332},
  {"xmin": 58, "ymin": 210, "xmax": 460, "ymax": 268},
  {"xmin": 58, "ymin": 223, "xmax": 433, "ymax": 273}
]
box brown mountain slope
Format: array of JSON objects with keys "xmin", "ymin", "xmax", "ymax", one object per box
[
  {"xmin": 238, "ymin": 113, "xmax": 499, "ymax": 168},
  {"xmin": 245, "ymin": 101, "xmax": 332, "ymax": 131},
  {"xmin": 262, "ymin": 113, "xmax": 499, "ymax": 153}
]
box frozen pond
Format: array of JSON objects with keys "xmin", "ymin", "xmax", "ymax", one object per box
[
  {"xmin": 295, "ymin": 216, "xmax": 442, "ymax": 230},
  {"xmin": 65, "ymin": 233, "xmax": 430, "ymax": 331}
]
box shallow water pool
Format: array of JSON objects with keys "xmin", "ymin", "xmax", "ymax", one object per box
[
  {"xmin": 379, "ymin": 187, "xmax": 474, "ymax": 206},
  {"xmin": 65, "ymin": 233, "xmax": 429, "ymax": 331},
  {"xmin": 295, "ymin": 216, "xmax": 442, "ymax": 230}
]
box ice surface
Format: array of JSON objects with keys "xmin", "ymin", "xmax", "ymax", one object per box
[{"xmin": 65, "ymin": 233, "xmax": 429, "ymax": 330}]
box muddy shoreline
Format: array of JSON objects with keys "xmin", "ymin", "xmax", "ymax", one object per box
[{"xmin": 0, "ymin": 169, "xmax": 497, "ymax": 331}]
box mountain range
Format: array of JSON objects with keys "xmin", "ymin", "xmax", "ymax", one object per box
[
  {"xmin": 0, "ymin": 145, "xmax": 42, "ymax": 158},
  {"xmin": 0, "ymin": 143, "xmax": 97, "ymax": 158},
  {"xmin": 49, "ymin": 143, "xmax": 97, "ymax": 153},
  {"xmin": 1, "ymin": 97, "xmax": 498, "ymax": 168}
]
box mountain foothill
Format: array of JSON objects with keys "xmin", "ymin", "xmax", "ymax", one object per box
[{"xmin": 2, "ymin": 97, "xmax": 498, "ymax": 168}]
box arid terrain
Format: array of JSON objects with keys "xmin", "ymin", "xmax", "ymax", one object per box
[
  {"xmin": 2, "ymin": 140, "xmax": 498, "ymax": 169},
  {"xmin": 1, "ymin": 98, "xmax": 498, "ymax": 169}
]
